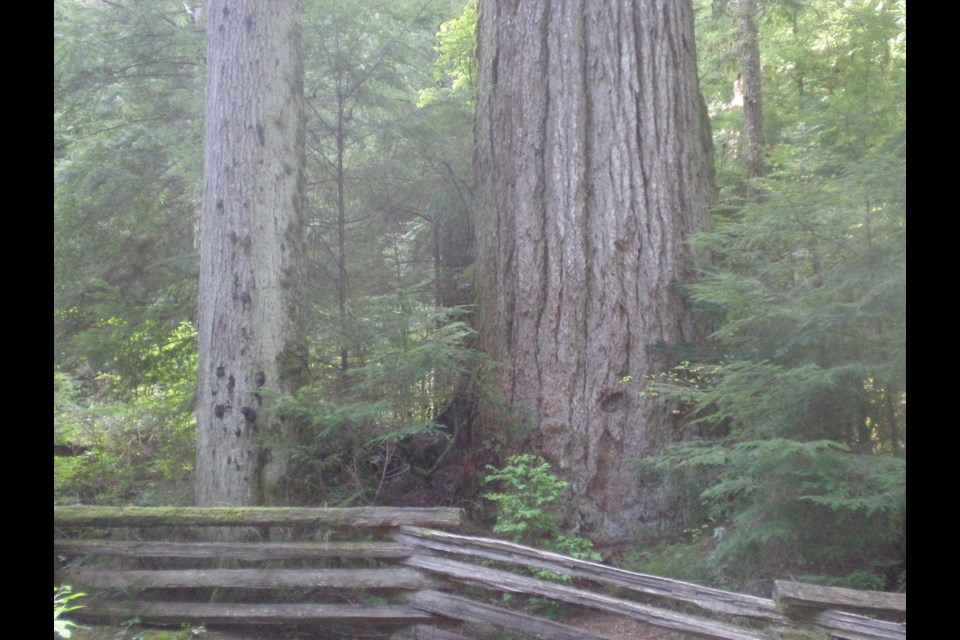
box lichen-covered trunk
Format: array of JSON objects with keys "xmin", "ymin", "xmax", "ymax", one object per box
[
  {"xmin": 196, "ymin": 0, "xmax": 307, "ymax": 507},
  {"xmin": 474, "ymin": 0, "xmax": 714, "ymax": 540}
]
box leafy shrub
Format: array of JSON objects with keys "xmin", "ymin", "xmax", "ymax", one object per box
[{"xmin": 483, "ymin": 454, "xmax": 602, "ymax": 566}]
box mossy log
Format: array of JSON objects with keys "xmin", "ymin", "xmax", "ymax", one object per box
[
  {"xmin": 54, "ymin": 505, "xmax": 462, "ymax": 528},
  {"xmin": 54, "ymin": 538, "xmax": 411, "ymax": 560}
]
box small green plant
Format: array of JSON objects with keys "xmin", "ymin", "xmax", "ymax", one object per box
[
  {"xmin": 484, "ymin": 454, "xmax": 565, "ymax": 543},
  {"xmin": 54, "ymin": 585, "xmax": 86, "ymax": 639},
  {"xmin": 483, "ymin": 454, "xmax": 602, "ymax": 571}
]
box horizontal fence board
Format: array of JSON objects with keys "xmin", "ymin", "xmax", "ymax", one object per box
[
  {"xmin": 400, "ymin": 528, "xmax": 905, "ymax": 640},
  {"xmin": 55, "ymin": 506, "xmax": 462, "ymax": 529},
  {"xmin": 74, "ymin": 602, "xmax": 435, "ymax": 625},
  {"xmin": 65, "ymin": 567, "xmax": 445, "ymax": 590},
  {"xmin": 403, "ymin": 555, "xmax": 770, "ymax": 640},
  {"xmin": 774, "ymin": 581, "xmax": 906, "ymax": 615},
  {"xmin": 396, "ymin": 526, "xmax": 783, "ymax": 622},
  {"xmin": 390, "ymin": 624, "xmax": 476, "ymax": 640},
  {"xmin": 792, "ymin": 608, "xmax": 906, "ymax": 640},
  {"xmin": 53, "ymin": 509, "xmax": 905, "ymax": 640},
  {"xmin": 55, "ymin": 539, "xmax": 412, "ymax": 560},
  {"xmin": 408, "ymin": 590, "xmax": 619, "ymax": 640}
]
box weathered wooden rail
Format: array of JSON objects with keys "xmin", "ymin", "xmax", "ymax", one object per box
[{"xmin": 54, "ymin": 506, "xmax": 905, "ymax": 639}]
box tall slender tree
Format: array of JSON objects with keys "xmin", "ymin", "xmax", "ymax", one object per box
[
  {"xmin": 473, "ymin": 0, "xmax": 715, "ymax": 539},
  {"xmin": 738, "ymin": 0, "xmax": 765, "ymax": 188},
  {"xmin": 196, "ymin": 0, "xmax": 307, "ymax": 506}
]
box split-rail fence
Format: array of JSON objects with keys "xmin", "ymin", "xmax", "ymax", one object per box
[{"xmin": 54, "ymin": 506, "xmax": 905, "ymax": 639}]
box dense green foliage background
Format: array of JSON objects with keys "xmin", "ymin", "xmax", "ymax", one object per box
[
  {"xmin": 629, "ymin": 0, "xmax": 905, "ymax": 591},
  {"xmin": 54, "ymin": 0, "xmax": 904, "ymax": 591},
  {"xmin": 54, "ymin": 0, "xmax": 478, "ymax": 506}
]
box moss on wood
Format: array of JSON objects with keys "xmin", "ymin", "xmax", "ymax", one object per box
[{"xmin": 54, "ymin": 505, "xmax": 462, "ymax": 528}]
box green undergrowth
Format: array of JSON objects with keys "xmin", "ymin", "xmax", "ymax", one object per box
[
  {"xmin": 484, "ymin": 455, "xmax": 601, "ymax": 560},
  {"xmin": 620, "ymin": 529, "xmax": 724, "ymax": 589},
  {"xmin": 483, "ymin": 454, "xmax": 602, "ymax": 585}
]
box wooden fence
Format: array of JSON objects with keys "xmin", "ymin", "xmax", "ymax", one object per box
[{"xmin": 54, "ymin": 506, "xmax": 905, "ymax": 639}]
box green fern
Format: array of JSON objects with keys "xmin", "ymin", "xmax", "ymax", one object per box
[{"xmin": 54, "ymin": 585, "xmax": 86, "ymax": 639}]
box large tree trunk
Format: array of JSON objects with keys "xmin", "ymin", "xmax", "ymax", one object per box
[
  {"xmin": 474, "ymin": 0, "xmax": 714, "ymax": 540},
  {"xmin": 196, "ymin": 0, "xmax": 307, "ymax": 507}
]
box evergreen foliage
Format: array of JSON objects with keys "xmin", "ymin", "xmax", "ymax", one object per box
[
  {"xmin": 641, "ymin": 439, "xmax": 904, "ymax": 587},
  {"xmin": 53, "ymin": 0, "xmax": 905, "ymax": 594},
  {"xmin": 54, "ymin": 1, "xmax": 477, "ymax": 508},
  {"xmin": 54, "ymin": 321, "xmax": 197, "ymax": 505},
  {"xmin": 55, "ymin": 0, "xmax": 204, "ymax": 375},
  {"xmin": 55, "ymin": 1, "xmax": 203, "ymax": 505},
  {"xmin": 277, "ymin": 297, "xmax": 488, "ymax": 505},
  {"xmin": 634, "ymin": 0, "xmax": 906, "ymax": 590}
]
